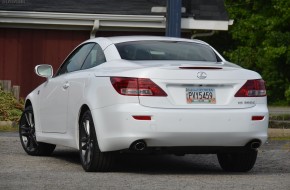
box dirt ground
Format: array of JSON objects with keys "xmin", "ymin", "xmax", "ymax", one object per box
[{"xmin": 0, "ymin": 132, "xmax": 289, "ymax": 190}]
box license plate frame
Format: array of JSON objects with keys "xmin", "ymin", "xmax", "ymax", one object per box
[{"xmin": 186, "ymin": 87, "xmax": 216, "ymax": 104}]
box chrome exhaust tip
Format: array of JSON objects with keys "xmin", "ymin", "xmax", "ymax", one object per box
[
  {"xmin": 250, "ymin": 141, "xmax": 261, "ymax": 149},
  {"xmin": 131, "ymin": 140, "xmax": 147, "ymax": 151},
  {"xmin": 246, "ymin": 140, "xmax": 261, "ymax": 149}
]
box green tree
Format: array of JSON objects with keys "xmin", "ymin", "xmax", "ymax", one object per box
[{"xmin": 224, "ymin": 0, "xmax": 290, "ymax": 104}]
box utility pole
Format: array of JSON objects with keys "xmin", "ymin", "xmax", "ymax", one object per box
[{"xmin": 166, "ymin": 0, "xmax": 181, "ymax": 37}]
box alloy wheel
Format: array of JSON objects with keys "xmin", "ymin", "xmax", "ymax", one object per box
[
  {"xmin": 80, "ymin": 119, "xmax": 94, "ymax": 167},
  {"xmin": 19, "ymin": 109, "xmax": 38, "ymax": 152}
]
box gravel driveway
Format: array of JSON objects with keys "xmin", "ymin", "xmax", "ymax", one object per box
[{"xmin": 0, "ymin": 132, "xmax": 289, "ymax": 190}]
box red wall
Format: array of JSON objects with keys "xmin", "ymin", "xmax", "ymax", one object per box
[{"xmin": 0, "ymin": 28, "xmax": 89, "ymax": 97}]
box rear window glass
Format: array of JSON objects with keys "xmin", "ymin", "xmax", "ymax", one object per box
[{"xmin": 115, "ymin": 41, "xmax": 218, "ymax": 62}]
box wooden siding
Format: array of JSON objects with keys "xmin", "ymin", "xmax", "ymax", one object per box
[{"xmin": 0, "ymin": 28, "xmax": 89, "ymax": 97}]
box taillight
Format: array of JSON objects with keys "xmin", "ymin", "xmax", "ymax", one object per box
[
  {"xmin": 110, "ymin": 77, "xmax": 167, "ymax": 96},
  {"xmin": 252, "ymin": 116, "xmax": 265, "ymax": 121},
  {"xmin": 235, "ymin": 79, "xmax": 266, "ymax": 97},
  {"xmin": 132, "ymin": 116, "xmax": 152, "ymax": 120}
]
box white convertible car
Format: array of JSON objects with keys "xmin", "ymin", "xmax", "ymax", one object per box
[{"xmin": 19, "ymin": 36, "xmax": 268, "ymax": 172}]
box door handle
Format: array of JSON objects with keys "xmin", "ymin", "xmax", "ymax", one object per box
[{"xmin": 63, "ymin": 82, "xmax": 70, "ymax": 89}]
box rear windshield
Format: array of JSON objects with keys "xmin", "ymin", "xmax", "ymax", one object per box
[{"xmin": 115, "ymin": 41, "xmax": 218, "ymax": 62}]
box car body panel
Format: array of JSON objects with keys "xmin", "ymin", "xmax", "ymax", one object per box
[
  {"xmin": 38, "ymin": 75, "xmax": 68, "ymax": 133},
  {"xmin": 91, "ymin": 103, "xmax": 268, "ymax": 151},
  {"xmin": 24, "ymin": 36, "xmax": 269, "ymax": 152}
]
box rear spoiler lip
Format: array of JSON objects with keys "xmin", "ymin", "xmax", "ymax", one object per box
[{"xmin": 179, "ymin": 67, "xmax": 222, "ymax": 70}]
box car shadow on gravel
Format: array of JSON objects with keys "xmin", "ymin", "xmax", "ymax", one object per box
[
  {"xmin": 47, "ymin": 140, "xmax": 290, "ymax": 174},
  {"xmin": 52, "ymin": 147, "xmax": 224, "ymax": 174},
  {"xmin": 113, "ymin": 154, "xmax": 226, "ymax": 174},
  {"xmin": 52, "ymin": 148, "xmax": 80, "ymax": 165}
]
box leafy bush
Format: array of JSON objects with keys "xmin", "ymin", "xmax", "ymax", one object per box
[
  {"xmin": 0, "ymin": 88, "xmax": 24, "ymax": 122},
  {"xmin": 285, "ymin": 86, "xmax": 290, "ymax": 105},
  {"xmin": 201, "ymin": 0, "xmax": 290, "ymax": 105}
]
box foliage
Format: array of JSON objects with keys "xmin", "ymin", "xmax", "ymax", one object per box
[
  {"xmin": 285, "ymin": 86, "xmax": 290, "ymax": 104},
  {"xmin": 224, "ymin": 0, "xmax": 290, "ymax": 104},
  {"xmin": 0, "ymin": 87, "xmax": 24, "ymax": 122},
  {"xmin": 200, "ymin": 0, "xmax": 290, "ymax": 105}
]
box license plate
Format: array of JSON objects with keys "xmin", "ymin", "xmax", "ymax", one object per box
[{"xmin": 186, "ymin": 87, "xmax": 216, "ymax": 104}]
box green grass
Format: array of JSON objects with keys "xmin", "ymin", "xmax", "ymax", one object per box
[
  {"xmin": 0, "ymin": 126, "xmax": 18, "ymax": 132},
  {"xmin": 269, "ymin": 114, "xmax": 290, "ymax": 121},
  {"xmin": 1, "ymin": 126, "xmax": 289, "ymax": 142},
  {"xmin": 269, "ymin": 136, "xmax": 290, "ymax": 141}
]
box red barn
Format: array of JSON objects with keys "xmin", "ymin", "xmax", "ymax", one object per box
[{"xmin": 0, "ymin": 0, "xmax": 232, "ymax": 97}]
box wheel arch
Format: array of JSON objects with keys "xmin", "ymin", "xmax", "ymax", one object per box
[
  {"xmin": 23, "ymin": 94, "xmax": 44, "ymax": 134},
  {"xmin": 78, "ymin": 104, "xmax": 91, "ymax": 126},
  {"xmin": 76, "ymin": 104, "xmax": 91, "ymax": 149},
  {"xmin": 24, "ymin": 99, "xmax": 32, "ymax": 108}
]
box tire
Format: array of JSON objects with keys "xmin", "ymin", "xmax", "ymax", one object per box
[
  {"xmin": 19, "ymin": 106, "xmax": 56, "ymax": 156},
  {"xmin": 217, "ymin": 150, "xmax": 258, "ymax": 172},
  {"xmin": 79, "ymin": 110, "xmax": 115, "ymax": 172}
]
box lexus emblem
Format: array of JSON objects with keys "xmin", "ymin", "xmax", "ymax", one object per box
[{"xmin": 197, "ymin": 72, "xmax": 207, "ymax": 79}]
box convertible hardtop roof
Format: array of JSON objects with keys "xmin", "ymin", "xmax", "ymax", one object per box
[{"xmin": 89, "ymin": 36, "xmax": 208, "ymax": 45}]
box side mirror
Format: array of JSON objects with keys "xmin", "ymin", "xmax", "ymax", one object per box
[{"xmin": 35, "ymin": 65, "xmax": 53, "ymax": 78}]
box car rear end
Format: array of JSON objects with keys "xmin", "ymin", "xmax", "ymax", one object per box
[
  {"xmin": 92, "ymin": 67, "xmax": 267, "ymax": 152},
  {"xmin": 90, "ymin": 38, "xmax": 268, "ymax": 154}
]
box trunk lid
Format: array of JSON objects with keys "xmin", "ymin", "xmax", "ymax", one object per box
[
  {"xmin": 96, "ymin": 60, "xmax": 262, "ymax": 109},
  {"xmin": 135, "ymin": 61, "xmax": 260, "ymax": 109}
]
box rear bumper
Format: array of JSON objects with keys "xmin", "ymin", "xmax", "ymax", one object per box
[{"xmin": 91, "ymin": 104, "xmax": 268, "ymax": 152}]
